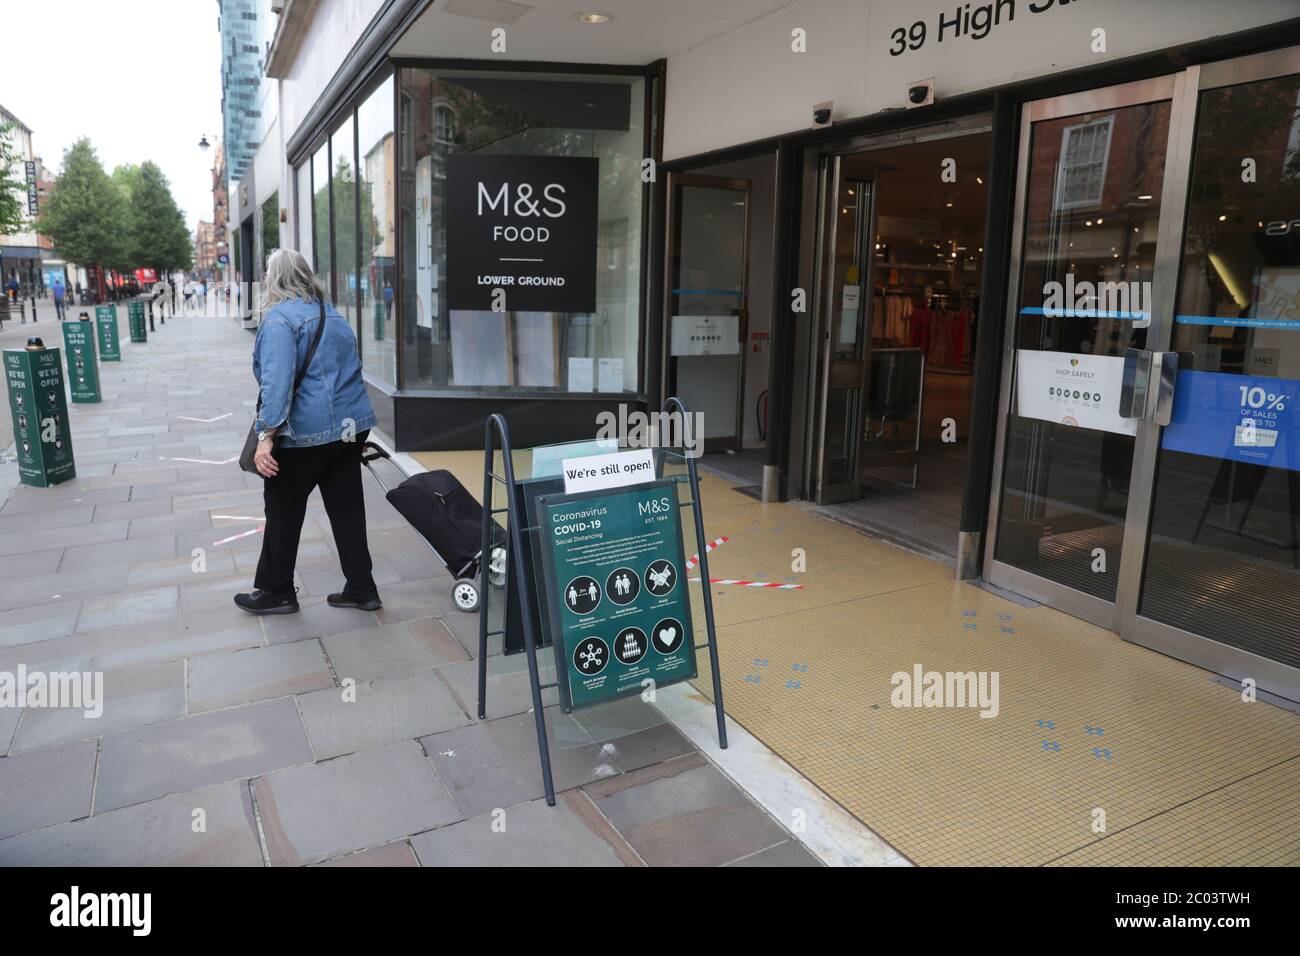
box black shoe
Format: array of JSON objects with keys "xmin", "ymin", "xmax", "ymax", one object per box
[
  {"xmin": 234, "ymin": 589, "xmax": 300, "ymax": 615},
  {"xmin": 327, "ymin": 590, "xmax": 382, "ymax": 611}
]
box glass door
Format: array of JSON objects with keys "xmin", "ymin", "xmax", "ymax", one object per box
[
  {"xmin": 985, "ymin": 75, "xmax": 1186, "ymax": 626},
  {"xmin": 1124, "ymin": 48, "xmax": 1300, "ymax": 701},
  {"xmin": 813, "ymin": 156, "xmax": 875, "ymax": 503},
  {"xmin": 663, "ymin": 173, "xmax": 750, "ymax": 454}
]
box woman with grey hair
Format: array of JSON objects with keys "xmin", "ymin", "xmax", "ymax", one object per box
[{"xmin": 234, "ymin": 248, "xmax": 381, "ymax": 615}]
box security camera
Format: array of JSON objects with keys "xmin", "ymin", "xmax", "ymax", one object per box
[
  {"xmin": 906, "ymin": 78, "xmax": 935, "ymax": 109},
  {"xmin": 812, "ymin": 101, "xmax": 834, "ymax": 129}
]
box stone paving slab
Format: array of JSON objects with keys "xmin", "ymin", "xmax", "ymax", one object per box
[
  {"xmin": 188, "ymin": 640, "xmax": 334, "ymax": 713},
  {"xmin": 584, "ymin": 753, "xmax": 790, "ymax": 867},
  {"xmin": 95, "ymin": 697, "xmax": 313, "ymax": 812},
  {"xmin": 75, "ymin": 585, "xmax": 178, "ymax": 633},
  {"xmin": 0, "ymin": 564, "xmax": 129, "ymax": 612},
  {"xmin": 259, "ymin": 596, "xmax": 380, "ymax": 644},
  {"xmin": 421, "ymin": 713, "xmax": 614, "ymax": 819},
  {"xmin": 0, "ymin": 739, "xmax": 98, "ymax": 839},
  {"xmin": 314, "ymin": 840, "xmax": 419, "ymax": 866},
  {"xmin": 0, "ymin": 707, "xmax": 19, "ymax": 755},
  {"xmin": 90, "ymin": 610, "xmax": 264, "ymax": 669},
  {"xmin": 12, "ymin": 659, "xmax": 186, "ymax": 752},
  {"xmin": 0, "ymin": 600, "xmax": 82, "ymax": 649},
  {"xmin": 410, "ymin": 796, "xmax": 626, "ymax": 867},
  {"xmin": 321, "ymin": 619, "xmax": 468, "ymax": 683},
  {"xmin": 0, "ymin": 779, "xmax": 264, "ymax": 866},
  {"xmin": 296, "ymin": 667, "xmax": 471, "ymax": 760},
  {"xmin": 253, "ymin": 740, "xmax": 462, "ymax": 866},
  {"xmin": 0, "ymin": 549, "xmax": 63, "ymax": 580}
]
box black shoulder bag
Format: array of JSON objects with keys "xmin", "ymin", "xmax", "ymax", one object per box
[{"xmin": 239, "ymin": 299, "xmax": 327, "ymax": 476}]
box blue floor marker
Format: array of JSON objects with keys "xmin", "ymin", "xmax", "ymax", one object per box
[
  {"xmin": 786, "ymin": 679, "xmax": 801, "ymax": 689},
  {"xmin": 753, "ymin": 658, "xmax": 769, "ymax": 667},
  {"xmin": 1084, "ymin": 725, "xmax": 1104, "ymax": 736},
  {"xmin": 1036, "ymin": 719, "xmax": 1055, "ymax": 729},
  {"xmin": 1000, "ymin": 626, "xmax": 1016, "ymax": 634},
  {"xmin": 1091, "ymin": 747, "xmax": 1113, "ymax": 760},
  {"xmin": 1042, "ymin": 740, "xmax": 1062, "ymax": 752},
  {"xmin": 963, "ymin": 622, "xmax": 978, "ymax": 630},
  {"xmin": 744, "ymin": 674, "xmax": 761, "ymax": 684},
  {"xmin": 792, "ymin": 662, "xmax": 808, "ymax": 672},
  {"xmin": 962, "ymin": 609, "xmax": 977, "ymax": 617}
]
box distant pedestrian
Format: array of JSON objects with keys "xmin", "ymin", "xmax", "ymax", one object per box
[
  {"xmin": 51, "ymin": 279, "xmax": 67, "ymax": 320},
  {"xmin": 4, "ymin": 276, "xmax": 17, "ymax": 301},
  {"xmin": 383, "ymin": 281, "xmax": 394, "ymax": 318}
]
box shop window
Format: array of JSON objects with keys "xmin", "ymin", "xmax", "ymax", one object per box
[
  {"xmin": 261, "ymin": 191, "xmax": 279, "ymax": 269},
  {"xmin": 311, "ymin": 143, "xmax": 331, "ymax": 300},
  {"xmin": 295, "ymin": 161, "xmax": 312, "ymax": 264},
  {"xmin": 358, "ymin": 74, "xmax": 397, "ymax": 385},
  {"xmin": 398, "ymin": 68, "xmax": 646, "ymax": 392},
  {"xmin": 331, "ymin": 116, "xmax": 358, "ymax": 340},
  {"xmin": 1054, "ymin": 116, "xmax": 1113, "ymax": 210}
]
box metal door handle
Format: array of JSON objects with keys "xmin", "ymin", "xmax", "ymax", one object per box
[
  {"xmin": 1148, "ymin": 351, "xmax": 1179, "ymax": 426},
  {"xmin": 1119, "ymin": 348, "xmax": 1151, "ymax": 419}
]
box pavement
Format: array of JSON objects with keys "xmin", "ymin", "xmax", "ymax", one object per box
[{"xmin": 0, "ymin": 303, "xmax": 821, "ymax": 867}]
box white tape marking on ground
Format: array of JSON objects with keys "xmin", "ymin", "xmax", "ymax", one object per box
[
  {"xmin": 170, "ymin": 456, "xmax": 238, "ymax": 465},
  {"xmin": 213, "ymin": 526, "xmax": 265, "ymax": 547},
  {"xmin": 176, "ymin": 413, "xmax": 233, "ymax": 423}
]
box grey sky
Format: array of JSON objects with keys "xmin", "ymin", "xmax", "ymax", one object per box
[{"xmin": 0, "ymin": 0, "xmax": 224, "ymax": 235}]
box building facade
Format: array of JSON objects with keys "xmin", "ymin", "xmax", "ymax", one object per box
[
  {"xmin": 244, "ymin": 0, "xmax": 1300, "ymax": 703},
  {"xmin": 0, "ymin": 104, "xmax": 53, "ymax": 296}
]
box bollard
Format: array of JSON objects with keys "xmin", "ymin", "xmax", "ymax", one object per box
[
  {"xmin": 63, "ymin": 314, "xmax": 101, "ymax": 403},
  {"xmin": 30, "ymin": 295, "xmax": 37, "ymax": 323},
  {"xmin": 127, "ymin": 300, "xmax": 147, "ymax": 343},
  {"xmin": 147, "ymin": 300, "xmax": 155, "ymax": 332},
  {"xmin": 4, "ymin": 337, "xmax": 77, "ymax": 487},
  {"xmin": 95, "ymin": 305, "xmax": 121, "ymax": 361}
]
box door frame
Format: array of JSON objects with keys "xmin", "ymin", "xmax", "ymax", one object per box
[
  {"xmin": 1119, "ymin": 45, "xmax": 1300, "ymax": 702},
  {"xmin": 982, "ymin": 72, "xmax": 1188, "ymax": 631},
  {"xmin": 661, "ymin": 171, "xmax": 752, "ymax": 454},
  {"xmin": 806, "ymin": 115, "xmax": 994, "ymax": 505}
]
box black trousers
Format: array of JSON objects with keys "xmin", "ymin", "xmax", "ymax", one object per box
[{"xmin": 255, "ymin": 431, "xmax": 377, "ymax": 598}]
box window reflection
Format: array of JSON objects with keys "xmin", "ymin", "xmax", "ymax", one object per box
[
  {"xmin": 1140, "ymin": 73, "xmax": 1300, "ymax": 666},
  {"xmin": 995, "ymin": 100, "xmax": 1172, "ymax": 600}
]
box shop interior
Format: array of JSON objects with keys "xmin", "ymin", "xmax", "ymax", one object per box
[
  {"xmin": 664, "ymin": 153, "xmax": 776, "ymax": 489},
  {"xmin": 818, "ymin": 132, "xmax": 990, "ymax": 562}
]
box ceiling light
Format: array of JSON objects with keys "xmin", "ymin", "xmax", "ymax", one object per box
[
  {"xmin": 1137, "ymin": 194, "xmax": 1153, "ymax": 200},
  {"xmin": 576, "ymin": 12, "xmax": 611, "ymax": 23}
]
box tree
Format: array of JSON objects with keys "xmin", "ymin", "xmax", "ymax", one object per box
[
  {"xmin": 121, "ymin": 161, "xmax": 193, "ymax": 276},
  {"xmin": 37, "ymin": 138, "xmax": 128, "ymax": 269},
  {"xmin": 0, "ymin": 123, "xmax": 27, "ymax": 236}
]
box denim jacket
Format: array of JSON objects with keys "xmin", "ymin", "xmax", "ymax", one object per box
[{"xmin": 253, "ymin": 298, "xmax": 376, "ymax": 447}]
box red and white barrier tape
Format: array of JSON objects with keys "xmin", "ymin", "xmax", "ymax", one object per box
[
  {"xmin": 688, "ymin": 577, "xmax": 803, "ymax": 590},
  {"xmin": 685, "ymin": 536, "xmax": 729, "ymax": 570}
]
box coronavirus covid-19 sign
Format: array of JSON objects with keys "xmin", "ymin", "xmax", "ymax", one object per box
[
  {"xmin": 446, "ymin": 154, "xmax": 597, "ymax": 313},
  {"xmin": 536, "ymin": 480, "xmax": 698, "ymax": 710}
]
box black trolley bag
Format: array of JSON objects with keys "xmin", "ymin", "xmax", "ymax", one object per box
[{"xmin": 360, "ymin": 442, "xmax": 505, "ymax": 612}]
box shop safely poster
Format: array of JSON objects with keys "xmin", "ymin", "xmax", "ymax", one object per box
[
  {"xmin": 536, "ymin": 480, "xmax": 697, "ymax": 711},
  {"xmin": 1015, "ymin": 349, "xmax": 1135, "ymax": 435}
]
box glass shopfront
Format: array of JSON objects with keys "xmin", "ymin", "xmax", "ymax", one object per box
[
  {"xmin": 398, "ymin": 67, "xmax": 646, "ymax": 393},
  {"xmin": 987, "ymin": 47, "xmax": 1300, "ymax": 701}
]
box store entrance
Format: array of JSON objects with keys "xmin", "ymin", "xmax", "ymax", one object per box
[
  {"xmin": 811, "ymin": 129, "xmax": 991, "ymax": 560},
  {"xmin": 663, "ymin": 154, "xmax": 777, "ymax": 488}
]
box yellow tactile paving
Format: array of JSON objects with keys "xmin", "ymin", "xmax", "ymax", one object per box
[{"xmin": 411, "ymin": 450, "xmax": 1300, "ymax": 866}]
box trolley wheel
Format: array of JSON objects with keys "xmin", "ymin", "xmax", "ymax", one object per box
[
  {"xmin": 451, "ymin": 579, "xmax": 480, "ymax": 613},
  {"xmin": 488, "ymin": 546, "xmax": 507, "ymax": 589}
]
